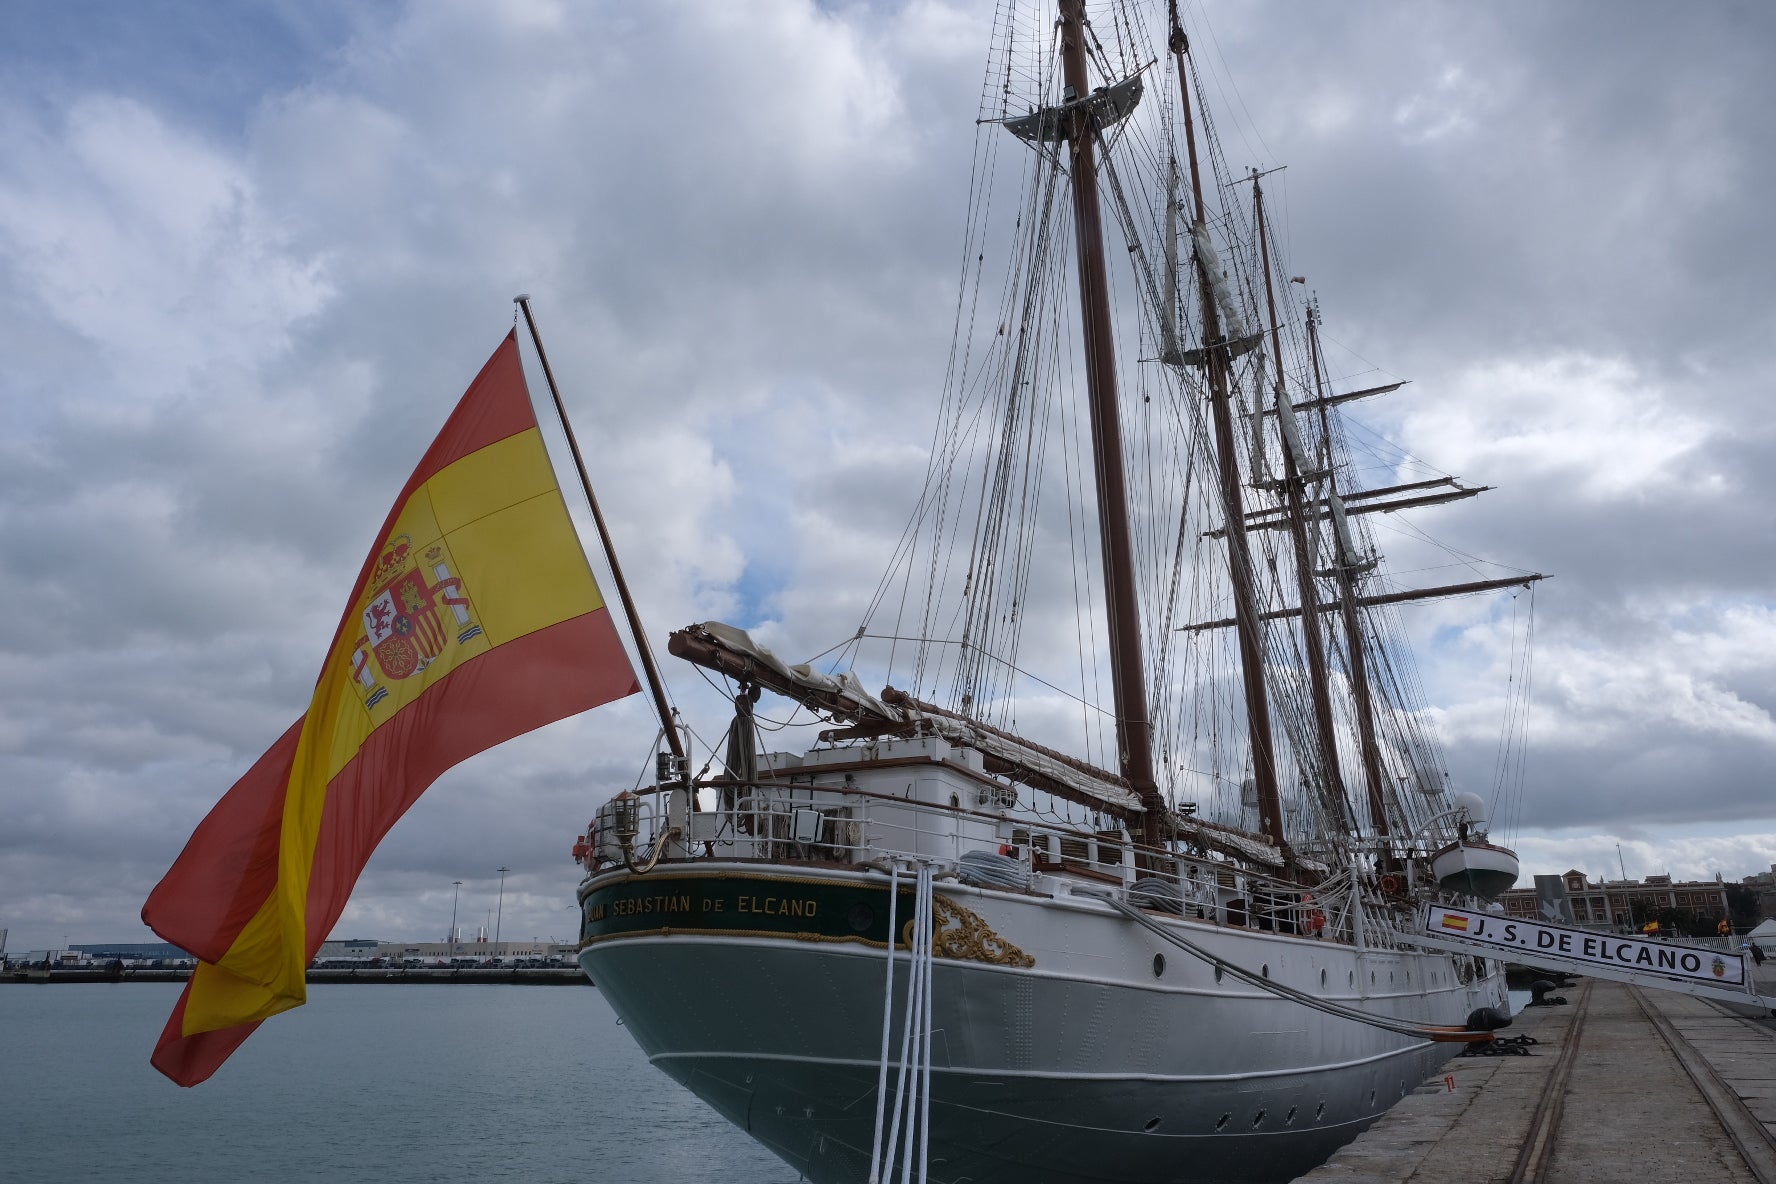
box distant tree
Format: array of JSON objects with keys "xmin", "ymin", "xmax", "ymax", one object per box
[{"xmin": 1726, "ymin": 883, "xmax": 1761, "ymax": 930}]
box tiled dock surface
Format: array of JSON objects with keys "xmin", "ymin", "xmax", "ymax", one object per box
[{"xmin": 1292, "ymin": 977, "xmax": 1776, "ymax": 1183}]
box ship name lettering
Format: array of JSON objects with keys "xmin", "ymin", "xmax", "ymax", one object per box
[
  {"xmin": 609, "ymin": 894, "xmax": 692, "ymax": 917},
  {"xmin": 736, "ymin": 895, "xmax": 818, "ymax": 918}
]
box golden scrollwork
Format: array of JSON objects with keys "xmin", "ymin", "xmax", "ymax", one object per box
[{"xmin": 904, "ymin": 895, "xmax": 1036, "ymax": 968}]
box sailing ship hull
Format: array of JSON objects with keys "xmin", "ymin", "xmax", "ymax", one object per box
[{"xmin": 579, "ymin": 864, "xmax": 1507, "ymax": 1184}]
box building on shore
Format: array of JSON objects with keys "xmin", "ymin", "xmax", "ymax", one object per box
[
  {"xmin": 70, "ymin": 942, "xmax": 193, "ymax": 962},
  {"xmin": 1498, "ymin": 869, "xmax": 1730, "ymax": 932},
  {"xmin": 317, "ymin": 939, "xmax": 580, "ymax": 965}
]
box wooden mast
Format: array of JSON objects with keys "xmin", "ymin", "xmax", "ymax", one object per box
[
  {"xmin": 1251, "ymin": 171, "xmax": 1352, "ymax": 831},
  {"xmin": 1166, "ymin": 3, "xmax": 1287, "ymax": 853},
  {"xmin": 1055, "ymin": 0, "xmax": 1163, "ymax": 844},
  {"xmin": 1305, "ymin": 304, "xmax": 1388, "ymax": 836}
]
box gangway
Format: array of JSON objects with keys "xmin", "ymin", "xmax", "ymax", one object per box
[{"xmin": 1412, "ymin": 904, "xmax": 1776, "ymax": 1011}]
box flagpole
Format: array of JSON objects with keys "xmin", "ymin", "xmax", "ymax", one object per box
[{"xmin": 514, "ymin": 294, "xmax": 686, "ymax": 765}]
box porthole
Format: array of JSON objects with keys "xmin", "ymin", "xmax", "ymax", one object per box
[
  {"xmin": 847, "ymin": 903, "xmax": 875, "ymax": 932},
  {"xmin": 1215, "ymin": 1113, "xmax": 1230, "ymax": 1132},
  {"xmin": 1315, "ymin": 1101, "xmax": 1326, "ymax": 1122},
  {"xmin": 1285, "ymin": 1106, "xmax": 1297, "ymax": 1126},
  {"xmin": 1389, "ymin": 971, "xmax": 1395, "ymax": 984},
  {"xmin": 1144, "ymin": 1116, "xmax": 1162, "ymax": 1133},
  {"xmin": 1368, "ymin": 1090, "xmax": 1376, "ymax": 1106},
  {"xmin": 1399, "ymin": 1078, "xmax": 1407, "ymax": 1096},
  {"xmin": 1262, "ymin": 964, "xmax": 1270, "ymax": 978},
  {"xmin": 1370, "ymin": 971, "xmax": 1376, "ymax": 985},
  {"xmin": 1320, "ymin": 969, "xmax": 1327, "ymax": 988},
  {"xmin": 1214, "ymin": 965, "xmax": 1223, "ymax": 983},
  {"xmin": 1251, "ymin": 1109, "xmax": 1266, "ymax": 1128},
  {"xmin": 1153, "ymin": 954, "xmax": 1166, "ymax": 978},
  {"xmin": 950, "ymin": 792, "xmax": 960, "ymax": 808},
  {"xmin": 1348, "ymin": 971, "xmax": 1354, "ymax": 987}
]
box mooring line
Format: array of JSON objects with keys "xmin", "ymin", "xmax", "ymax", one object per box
[
  {"xmin": 1086, "ymin": 890, "xmax": 1500, "ymax": 1042},
  {"xmin": 871, "ymin": 863, "xmax": 936, "ymax": 1184},
  {"xmin": 865, "ymin": 861, "xmax": 901, "ymax": 1182}
]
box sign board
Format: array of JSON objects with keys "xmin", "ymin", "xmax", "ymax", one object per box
[{"xmin": 1420, "ymin": 904, "xmax": 1747, "ymax": 988}]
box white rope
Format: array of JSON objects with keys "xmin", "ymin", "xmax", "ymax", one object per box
[
  {"xmin": 873, "ymin": 863, "xmax": 937, "ymax": 1184},
  {"xmin": 918, "ymin": 864, "xmax": 934, "ymax": 1182},
  {"xmin": 865, "ymin": 863, "xmax": 901, "ymax": 1183}
]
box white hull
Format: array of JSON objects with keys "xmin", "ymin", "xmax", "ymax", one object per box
[{"xmin": 580, "ymin": 864, "xmax": 1507, "ymax": 1184}]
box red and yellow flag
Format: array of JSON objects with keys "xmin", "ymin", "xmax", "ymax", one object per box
[{"xmin": 142, "ymin": 332, "xmax": 639, "ymax": 1085}]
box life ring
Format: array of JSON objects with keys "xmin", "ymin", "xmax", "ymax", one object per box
[{"xmin": 1378, "ymin": 874, "xmax": 1404, "ymax": 897}]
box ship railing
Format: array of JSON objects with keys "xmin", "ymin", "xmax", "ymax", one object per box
[{"xmin": 591, "ymin": 783, "xmax": 1353, "ymax": 942}]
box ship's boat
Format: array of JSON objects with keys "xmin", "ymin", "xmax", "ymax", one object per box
[
  {"xmin": 1429, "ymin": 840, "xmax": 1522, "ymax": 900},
  {"xmin": 572, "ymin": 3, "xmax": 1543, "ymax": 1181}
]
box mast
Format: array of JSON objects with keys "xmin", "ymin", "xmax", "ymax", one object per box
[
  {"xmin": 1305, "ymin": 305, "xmax": 1389, "ymax": 837},
  {"xmin": 1166, "ymin": 4, "xmax": 1287, "ymax": 852},
  {"xmin": 1251, "ymin": 171, "xmax": 1351, "ymax": 832},
  {"xmin": 1055, "ymin": 0, "xmax": 1163, "ymax": 843},
  {"xmin": 515, "ymin": 295, "xmax": 687, "ymax": 768}
]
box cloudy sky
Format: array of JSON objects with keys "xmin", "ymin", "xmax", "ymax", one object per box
[{"xmin": 2, "ymin": 0, "xmax": 1773, "ymax": 954}]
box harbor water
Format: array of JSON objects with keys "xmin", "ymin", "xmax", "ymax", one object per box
[
  {"xmin": 1, "ymin": 982, "xmax": 795, "ymax": 1183},
  {"xmin": 4, "ymin": 982, "xmax": 1544, "ymax": 1181}
]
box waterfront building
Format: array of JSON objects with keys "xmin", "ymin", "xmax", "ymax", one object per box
[
  {"xmin": 1498, "ymin": 870, "xmax": 1730, "ymax": 931},
  {"xmin": 305, "ymin": 940, "xmax": 580, "ymax": 965},
  {"xmin": 69, "ymin": 942, "xmax": 193, "ymax": 963},
  {"xmin": 374, "ymin": 940, "xmax": 576, "ymax": 962},
  {"xmin": 315, "ymin": 938, "xmax": 385, "ymax": 962}
]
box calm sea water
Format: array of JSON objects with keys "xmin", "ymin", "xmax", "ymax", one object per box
[{"xmin": 1, "ymin": 983, "xmax": 796, "ymax": 1183}]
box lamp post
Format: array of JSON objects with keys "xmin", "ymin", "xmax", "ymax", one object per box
[
  {"xmin": 450, "ymin": 880, "xmax": 463, "ymax": 956},
  {"xmin": 495, "ymin": 867, "xmax": 511, "ymax": 949}
]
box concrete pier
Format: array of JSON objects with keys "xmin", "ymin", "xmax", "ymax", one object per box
[{"xmin": 1293, "ymin": 977, "xmax": 1776, "ymax": 1183}]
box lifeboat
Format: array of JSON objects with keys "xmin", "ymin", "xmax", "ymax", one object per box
[{"xmin": 1429, "ymin": 838, "xmax": 1520, "ymax": 899}]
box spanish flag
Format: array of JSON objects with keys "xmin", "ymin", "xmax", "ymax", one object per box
[
  {"xmin": 1440, "ymin": 913, "xmax": 1471, "ymax": 932},
  {"xmin": 142, "ymin": 332, "xmax": 639, "ymax": 1085}
]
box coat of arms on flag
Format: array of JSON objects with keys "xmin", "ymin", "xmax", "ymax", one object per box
[{"xmin": 353, "ymin": 536, "xmax": 483, "ymax": 705}]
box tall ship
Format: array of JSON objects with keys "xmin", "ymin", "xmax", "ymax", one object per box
[{"xmin": 573, "ymin": 3, "xmax": 1541, "ymax": 1181}]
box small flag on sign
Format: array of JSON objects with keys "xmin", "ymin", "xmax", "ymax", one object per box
[{"xmin": 1440, "ymin": 913, "xmax": 1471, "ymax": 932}]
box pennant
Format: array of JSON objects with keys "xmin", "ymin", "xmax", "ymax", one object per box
[{"xmin": 143, "ymin": 331, "xmax": 639, "ymax": 1085}]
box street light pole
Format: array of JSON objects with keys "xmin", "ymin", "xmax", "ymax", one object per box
[
  {"xmin": 495, "ymin": 867, "xmax": 511, "ymax": 949},
  {"xmin": 450, "ymin": 880, "xmax": 463, "ymax": 956}
]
